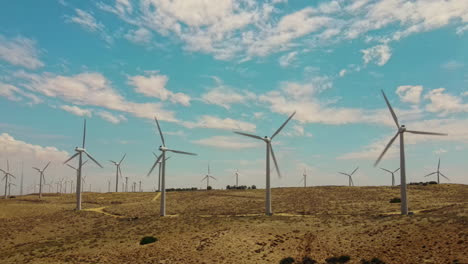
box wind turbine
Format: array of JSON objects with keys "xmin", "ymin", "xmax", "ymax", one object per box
[
  {"xmin": 234, "ymin": 169, "xmax": 239, "ymax": 187},
  {"xmin": 147, "ymin": 116, "xmax": 197, "ymax": 216},
  {"xmin": 423, "ymin": 158, "xmax": 449, "ymax": 184},
  {"xmin": 107, "ymin": 179, "xmax": 111, "ymax": 192},
  {"xmin": 201, "ymin": 164, "xmax": 216, "ymax": 190},
  {"xmin": 1, "ymin": 160, "xmax": 16, "ymax": 199},
  {"xmin": 32, "ymin": 161, "xmax": 51, "ymax": 199},
  {"xmin": 380, "ymin": 167, "xmax": 400, "ymax": 186},
  {"xmin": 63, "ymin": 120, "xmax": 103, "ymax": 210},
  {"xmin": 234, "ymin": 111, "xmax": 296, "ymax": 215},
  {"xmin": 7, "ymin": 182, "xmax": 16, "ymax": 197},
  {"xmin": 152, "ymin": 152, "xmax": 170, "ymax": 192},
  {"xmin": 339, "ymin": 167, "xmax": 358, "ymax": 187},
  {"xmin": 109, "ymin": 154, "xmax": 126, "ymax": 192},
  {"xmin": 125, "ymin": 177, "xmax": 129, "ymax": 192},
  {"xmin": 299, "ymin": 169, "xmax": 307, "ymax": 187},
  {"xmin": 374, "ymin": 90, "xmax": 447, "ymax": 215},
  {"xmin": 20, "ymin": 161, "xmax": 24, "ymax": 196}
]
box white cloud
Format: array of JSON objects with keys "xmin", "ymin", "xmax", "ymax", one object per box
[
  {"xmin": 124, "ymin": 28, "xmax": 152, "ymax": 44},
  {"xmin": 424, "ymin": 88, "xmax": 468, "ymax": 115},
  {"xmin": 339, "ymin": 69, "xmax": 347, "ymax": 77},
  {"xmin": 192, "ymin": 136, "xmax": 261, "ymax": 149},
  {"xmin": 60, "ymin": 105, "xmax": 92, "ymax": 117},
  {"xmin": 182, "ymin": 115, "xmax": 256, "ymax": 132},
  {"xmin": 433, "ymin": 148, "xmax": 447, "ymax": 155},
  {"xmin": 129, "ymin": 73, "xmax": 191, "ymax": 106},
  {"xmin": 279, "ymin": 51, "xmax": 298, "ymax": 67},
  {"xmin": 0, "ymin": 82, "xmax": 41, "ymax": 104},
  {"xmin": 66, "ymin": 9, "xmax": 112, "ymax": 43},
  {"xmin": 15, "ymin": 71, "xmax": 177, "ymax": 122},
  {"xmin": 0, "ymin": 35, "xmax": 43, "ymax": 69},
  {"xmin": 96, "ymin": 111, "xmax": 127, "ymax": 124},
  {"xmin": 441, "ymin": 60, "xmax": 464, "ymax": 70},
  {"xmin": 201, "ymin": 78, "xmax": 256, "ymax": 109},
  {"xmin": 396, "ymin": 85, "xmax": 423, "ymax": 104},
  {"xmin": 362, "ymin": 44, "xmax": 391, "ymax": 66},
  {"xmin": 456, "ymin": 24, "xmax": 468, "ymax": 35}
]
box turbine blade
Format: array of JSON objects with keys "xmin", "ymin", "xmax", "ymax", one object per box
[
  {"xmin": 82, "ymin": 160, "xmax": 88, "ymax": 166},
  {"xmin": 424, "ymin": 172, "xmax": 437, "ymax": 177},
  {"xmin": 210, "ymin": 176, "xmax": 217, "ymax": 180},
  {"xmin": 109, "ymin": 160, "xmax": 116, "ymax": 164},
  {"xmin": 380, "ymin": 168, "xmax": 392, "ymax": 173},
  {"xmin": 66, "ymin": 164, "xmax": 77, "ymax": 170},
  {"xmin": 393, "ymin": 168, "xmax": 400, "ymax": 173},
  {"xmin": 271, "ymin": 111, "xmax": 296, "ymax": 139},
  {"xmin": 43, "ymin": 161, "xmax": 51, "ymax": 172},
  {"xmin": 440, "ymin": 172, "xmax": 449, "ymax": 181},
  {"xmin": 153, "ymin": 152, "xmax": 158, "ymax": 158},
  {"xmin": 339, "ymin": 172, "xmax": 350, "ymax": 177},
  {"xmin": 374, "ymin": 132, "xmax": 399, "ymax": 167},
  {"xmin": 165, "ymin": 156, "xmax": 171, "ymax": 161},
  {"xmin": 7, "ymin": 160, "xmax": 9, "ymax": 172},
  {"xmin": 381, "ymin": 90, "xmax": 400, "ymax": 128},
  {"xmin": 82, "ymin": 119, "xmax": 87, "ymax": 148},
  {"xmin": 201, "ymin": 175, "xmax": 207, "ymax": 182},
  {"xmin": 167, "ymin": 149, "xmax": 197, "ymax": 156},
  {"xmin": 84, "ymin": 151, "xmax": 103, "ymax": 168},
  {"xmin": 208, "ymin": 164, "xmax": 210, "ymax": 174},
  {"xmin": 270, "ymin": 145, "xmax": 281, "ymax": 178},
  {"xmin": 406, "ymin": 130, "xmax": 448, "ymax": 136},
  {"xmin": 32, "ymin": 167, "xmax": 41, "ymax": 172},
  {"xmin": 119, "ymin": 153, "xmax": 127, "ymax": 164},
  {"xmin": 118, "ymin": 166, "xmax": 123, "ymax": 179},
  {"xmin": 437, "ymin": 158, "xmax": 440, "ymax": 171},
  {"xmin": 351, "ymin": 166, "xmax": 359, "ymax": 175},
  {"xmin": 234, "ymin": 131, "xmax": 264, "ymax": 141},
  {"xmin": 63, "ymin": 152, "xmax": 79, "ymax": 164},
  {"xmin": 147, "ymin": 154, "xmax": 163, "ymax": 177},
  {"xmin": 0, "ymin": 169, "xmax": 6, "ymax": 174},
  {"xmin": 154, "ymin": 116, "xmax": 166, "ymax": 147}
]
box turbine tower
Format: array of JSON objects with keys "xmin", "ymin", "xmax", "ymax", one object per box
[
  {"xmin": 375, "ymin": 90, "xmax": 447, "ymax": 215},
  {"xmin": 147, "ymin": 116, "xmax": 197, "ymax": 216},
  {"xmin": 20, "ymin": 161, "xmax": 24, "ymax": 196},
  {"xmin": 1, "ymin": 160, "xmax": 16, "ymax": 199},
  {"xmin": 7, "ymin": 182, "xmax": 16, "ymax": 197},
  {"xmin": 32, "ymin": 161, "xmax": 51, "ymax": 199},
  {"xmin": 201, "ymin": 164, "xmax": 216, "ymax": 190},
  {"xmin": 63, "ymin": 120, "xmax": 103, "ymax": 210},
  {"xmin": 424, "ymin": 158, "xmax": 449, "ymax": 184},
  {"xmin": 299, "ymin": 169, "xmax": 307, "ymax": 187},
  {"xmin": 339, "ymin": 167, "xmax": 358, "ymax": 187},
  {"xmin": 380, "ymin": 167, "xmax": 400, "ymax": 186},
  {"xmin": 234, "ymin": 111, "xmax": 296, "ymax": 215},
  {"xmin": 109, "ymin": 154, "xmax": 126, "ymax": 192},
  {"xmin": 125, "ymin": 177, "xmax": 129, "ymax": 192},
  {"xmin": 234, "ymin": 169, "xmax": 239, "ymax": 187},
  {"xmin": 152, "ymin": 152, "xmax": 170, "ymax": 192}
]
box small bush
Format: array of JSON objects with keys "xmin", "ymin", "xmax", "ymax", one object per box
[
  {"xmin": 207, "ymin": 186, "xmax": 212, "ymax": 190},
  {"xmin": 301, "ymin": 256, "xmax": 317, "ymax": 264},
  {"xmin": 325, "ymin": 255, "xmax": 351, "ymax": 264},
  {"xmin": 361, "ymin": 258, "xmax": 386, "ymax": 264},
  {"xmin": 389, "ymin": 198, "xmax": 401, "ymax": 203},
  {"xmin": 251, "ymin": 185, "xmax": 257, "ymax": 189},
  {"xmin": 140, "ymin": 236, "xmax": 158, "ymax": 245},
  {"xmin": 279, "ymin": 257, "xmax": 295, "ymax": 264}
]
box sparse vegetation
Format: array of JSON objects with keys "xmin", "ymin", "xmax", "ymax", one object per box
[
  {"xmin": 279, "ymin": 257, "xmax": 295, "ymax": 264},
  {"xmin": 139, "ymin": 236, "xmax": 158, "ymax": 245},
  {"xmin": 389, "ymin": 198, "xmax": 401, "ymax": 203},
  {"xmin": 361, "ymin": 257, "xmax": 386, "ymax": 264},
  {"xmin": 325, "ymin": 255, "xmax": 351, "ymax": 263}
]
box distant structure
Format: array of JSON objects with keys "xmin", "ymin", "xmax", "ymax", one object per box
[
  {"xmin": 424, "ymin": 158, "xmax": 449, "ymax": 184},
  {"xmin": 339, "ymin": 167, "xmax": 358, "ymax": 187},
  {"xmin": 201, "ymin": 164, "xmax": 216, "ymax": 190},
  {"xmin": 234, "ymin": 169, "xmax": 239, "ymax": 187},
  {"xmin": 380, "ymin": 167, "xmax": 400, "ymax": 186},
  {"xmin": 374, "ymin": 90, "xmax": 447, "ymax": 215},
  {"xmin": 234, "ymin": 111, "xmax": 296, "ymax": 216},
  {"xmin": 33, "ymin": 161, "xmax": 50, "ymax": 199},
  {"xmin": 299, "ymin": 169, "xmax": 307, "ymax": 187},
  {"xmin": 1, "ymin": 160, "xmax": 16, "ymax": 199},
  {"xmin": 109, "ymin": 154, "xmax": 126, "ymax": 192}
]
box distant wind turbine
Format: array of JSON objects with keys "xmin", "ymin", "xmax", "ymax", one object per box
[
  {"xmin": 374, "ymin": 90, "xmax": 447, "ymax": 215},
  {"xmin": 32, "ymin": 161, "xmax": 51, "ymax": 199},
  {"xmin": 424, "ymin": 158, "xmax": 449, "ymax": 184},
  {"xmin": 380, "ymin": 167, "xmax": 400, "ymax": 186},
  {"xmin": 234, "ymin": 111, "xmax": 296, "ymax": 215},
  {"xmin": 201, "ymin": 164, "xmax": 216, "ymax": 190},
  {"xmin": 147, "ymin": 116, "xmax": 197, "ymax": 216},
  {"xmin": 299, "ymin": 169, "xmax": 307, "ymax": 187},
  {"xmin": 339, "ymin": 167, "xmax": 358, "ymax": 187},
  {"xmin": 1, "ymin": 160, "xmax": 16, "ymax": 199},
  {"xmin": 234, "ymin": 169, "xmax": 239, "ymax": 187},
  {"xmin": 109, "ymin": 154, "xmax": 126, "ymax": 192},
  {"xmin": 7, "ymin": 182, "xmax": 16, "ymax": 197},
  {"xmin": 63, "ymin": 120, "xmax": 103, "ymax": 210}
]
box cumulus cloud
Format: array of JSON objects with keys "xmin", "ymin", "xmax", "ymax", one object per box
[
  {"xmin": 192, "ymin": 136, "xmax": 261, "ymax": 149},
  {"xmin": 424, "ymin": 88, "xmax": 468, "ymax": 115},
  {"xmin": 396, "ymin": 85, "xmax": 423, "ymax": 104},
  {"xmin": 124, "ymin": 28, "xmax": 152, "ymax": 44},
  {"xmin": 362, "ymin": 44, "xmax": 391, "ymax": 66},
  {"xmin": 339, "ymin": 69, "xmax": 347, "ymax": 77},
  {"xmin": 201, "ymin": 78, "xmax": 256, "ymax": 109},
  {"xmin": 0, "ymin": 35, "xmax": 43, "ymax": 69},
  {"xmin": 96, "ymin": 111, "xmax": 127, "ymax": 124},
  {"xmin": 60, "ymin": 105, "xmax": 92, "ymax": 117},
  {"xmin": 279, "ymin": 51, "xmax": 298, "ymax": 67},
  {"xmin": 129, "ymin": 73, "xmax": 191, "ymax": 106},
  {"xmin": 0, "ymin": 82, "xmax": 41, "ymax": 104},
  {"xmin": 182, "ymin": 115, "xmax": 256, "ymax": 132},
  {"xmin": 66, "ymin": 9, "xmax": 112, "ymax": 43}
]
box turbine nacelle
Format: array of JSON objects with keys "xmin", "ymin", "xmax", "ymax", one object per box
[
  {"xmin": 159, "ymin": 146, "xmax": 168, "ymax": 152},
  {"xmin": 399, "ymin": 125, "xmax": 406, "ymax": 133},
  {"xmin": 263, "ymin": 136, "xmax": 271, "ymax": 143},
  {"xmin": 75, "ymin": 147, "xmax": 85, "ymax": 152}
]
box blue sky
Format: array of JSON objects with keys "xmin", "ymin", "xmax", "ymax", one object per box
[{"xmin": 1, "ymin": 0, "xmax": 467, "ymax": 194}]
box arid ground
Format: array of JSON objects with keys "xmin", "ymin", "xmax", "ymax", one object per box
[{"xmin": 0, "ymin": 184, "xmax": 466, "ymax": 264}]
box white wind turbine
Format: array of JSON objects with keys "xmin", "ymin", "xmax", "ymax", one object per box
[
  {"xmin": 423, "ymin": 158, "xmax": 449, "ymax": 184},
  {"xmin": 32, "ymin": 161, "xmax": 51, "ymax": 199},
  {"xmin": 1, "ymin": 160, "xmax": 16, "ymax": 199},
  {"xmin": 147, "ymin": 116, "xmax": 197, "ymax": 216},
  {"xmin": 234, "ymin": 111, "xmax": 296, "ymax": 215},
  {"xmin": 234, "ymin": 169, "xmax": 239, "ymax": 187},
  {"xmin": 380, "ymin": 167, "xmax": 400, "ymax": 186},
  {"xmin": 201, "ymin": 164, "xmax": 216, "ymax": 190},
  {"xmin": 339, "ymin": 167, "xmax": 358, "ymax": 187},
  {"xmin": 299, "ymin": 169, "xmax": 307, "ymax": 187},
  {"xmin": 7, "ymin": 182, "xmax": 16, "ymax": 197},
  {"xmin": 109, "ymin": 154, "xmax": 126, "ymax": 192},
  {"xmin": 152, "ymin": 152, "xmax": 170, "ymax": 192},
  {"xmin": 375, "ymin": 90, "xmax": 447, "ymax": 215},
  {"xmin": 63, "ymin": 120, "xmax": 103, "ymax": 210}
]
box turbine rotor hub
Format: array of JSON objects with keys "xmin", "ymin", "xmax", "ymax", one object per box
[
  {"xmin": 263, "ymin": 136, "xmax": 271, "ymax": 143},
  {"xmin": 159, "ymin": 146, "xmax": 168, "ymax": 151},
  {"xmin": 399, "ymin": 125, "xmax": 406, "ymax": 133},
  {"xmin": 75, "ymin": 147, "xmax": 85, "ymax": 152}
]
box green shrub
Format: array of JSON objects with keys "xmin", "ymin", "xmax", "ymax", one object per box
[
  {"xmin": 207, "ymin": 186, "xmax": 212, "ymax": 190},
  {"xmin": 140, "ymin": 236, "xmax": 158, "ymax": 245},
  {"xmin": 301, "ymin": 256, "xmax": 317, "ymax": 264},
  {"xmin": 325, "ymin": 255, "xmax": 351, "ymax": 263},
  {"xmin": 279, "ymin": 257, "xmax": 295, "ymax": 264},
  {"xmin": 389, "ymin": 198, "xmax": 401, "ymax": 203}
]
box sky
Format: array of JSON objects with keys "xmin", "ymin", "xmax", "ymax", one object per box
[{"xmin": 0, "ymin": 0, "xmax": 467, "ymax": 194}]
